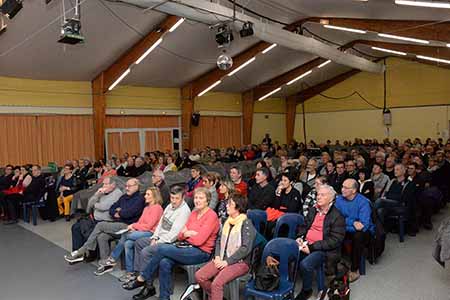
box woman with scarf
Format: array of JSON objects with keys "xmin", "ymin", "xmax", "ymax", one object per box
[{"xmin": 194, "ymin": 193, "xmax": 256, "ymax": 300}]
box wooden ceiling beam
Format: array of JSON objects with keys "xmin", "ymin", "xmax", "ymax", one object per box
[
  {"xmin": 299, "ymin": 17, "xmax": 450, "ymax": 43},
  {"xmin": 100, "ymin": 15, "xmax": 181, "ymax": 93},
  {"xmin": 249, "ymin": 41, "xmax": 356, "ymax": 101}
]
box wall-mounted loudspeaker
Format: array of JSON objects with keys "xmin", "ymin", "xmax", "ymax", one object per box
[{"xmin": 191, "ymin": 112, "xmax": 200, "ymax": 127}]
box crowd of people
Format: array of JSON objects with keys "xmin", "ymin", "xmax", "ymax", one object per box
[{"xmin": 0, "ymin": 135, "xmax": 449, "ymax": 300}]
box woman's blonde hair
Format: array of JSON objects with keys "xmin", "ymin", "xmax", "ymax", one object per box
[
  {"xmin": 146, "ymin": 187, "xmax": 163, "ymax": 205},
  {"xmin": 194, "ymin": 187, "xmax": 212, "ymax": 204}
]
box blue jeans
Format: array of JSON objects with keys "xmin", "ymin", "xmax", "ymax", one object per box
[
  {"xmin": 142, "ymin": 243, "xmax": 211, "ymax": 300},
  {"xmin": 298, "ymin": 251, "xmax": 325, "ymax": 291},
  {"xmin": 110, "ymin": 231, "xmax": 153, "ymax": 272}
]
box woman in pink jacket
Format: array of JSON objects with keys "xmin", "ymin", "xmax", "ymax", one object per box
[{"xmin": 94, "ymin": 187, "xmax": 164, "ymax": 278}]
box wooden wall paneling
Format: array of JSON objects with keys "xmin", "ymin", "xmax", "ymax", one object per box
[
  {"xmin": 145, "ymin": 131, "xmax": 158, "ymax": 152},
  {"xmin": 157, "ymin": 130, "xmax": 173, "ymax": 152},
  {"xmin": 121, "ymin": 132, "xmax": 141, "ymax": 156}
]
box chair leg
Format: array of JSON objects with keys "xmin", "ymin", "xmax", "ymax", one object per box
[
  {"xmin": 32, "ymin": 205, "xmax": 38, "ymax": 226},
  {"xmin": 228, "ymin": 279, "xmax": 239, "ymax": 300},
  {"xmin": 399, "ymin": 216, "xmax": 405, "ymax": 243},
  {"xmin": 23, "ymin": 205, "xmax": 29, "ymax": 223}
]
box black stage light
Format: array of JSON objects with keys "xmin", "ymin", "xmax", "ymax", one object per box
[
  {"xmin": 0, "ymin": 0, "xmax": 23, "ymax": 19},
  {"xmin": 58, "ymin": 18, "xmax": 85, "ymax": 44},
  {"xmin": 215, "ymin": 25, "xmax": 233, "ymax": 47},
  {"xmin": 239, "ymin": 22, "xmax": 254, "ymax": 38}
]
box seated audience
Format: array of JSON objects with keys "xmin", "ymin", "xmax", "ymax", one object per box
[
  {"xmin": 95, "ymin": 187, "xmax": 164, "ymax": 276},
  {"xmin": 163, "ymin": 156, "xmax": 177, "ymax": 173},
  {"xmin": 272, "ymin": 172, "xmax": 302, "ymax": 215},
  {"xmin": 333, "ymin": 161, "xmax": 347, "ymax": 194},
  {"xmin": 335, "ymin": 179, "xmax": 374, "ymax": 282},
  {"xmin": 248, "ymin": 167, "xmax": 275, "ymax": 210},
  {"xmin": 64, "ymin": 178, "xmax": 145, "ymax": 263},
  {"xmin": 202, "ymin": 172, "xmax": 219, "ymax": 210},
  {"xmin": 195, "ymin": 194, "xmax": 256, "ymax": 300},
  {"xmin": 295, "ymin": 185, "xmax": 345, "ymax": 300},
  {"xmin": 300, "ymin": 159, "xmax": 318, "ymax": 188},
  {"xmin": 384, "ymin": 156, "xmax": 396, "ymax": 179},
  {"xmin": 127, "ymin": 188, "xmax": 219, "ymax": 300},
  {"xmin": 0, "ymin": 164, "xmax": 14, "ymax": 218},
  {"xmin": 186, "ymin": 165, "xmax": 204, "ymax": 199},
  {"xmin": 302, "ymin": 176, "xmax": 328, "ymax": 217},
  {"xmin": 97, "ymin": 161, "xmax": 117, "ymax": 184},
  {"xmin": 358, "ymin": 168, "xmax": 374, "ymax": 201},
  {"xmin": 71, "ymin": 176, "xmax": 123, "ymax": 251},
  {"xmin": 371, "ymin": 163, "xmax": 390, "ymax": 200},
  {"xmin": 123, "ymin": 185, "xmax": 191, "ymax": 296},
  {"xmin": 4, "ymin": 165, "xmax": 45, "ymax": 224},
  {"xmin": 229, "ymin": 166, "xmax": 248, "ymax": 196},
  {"xmin": 375, "ymin": 164, "xmax": 417, "ymax": 235},
  {"xmin": 345, "ymin": 159, "xmax": 358, "ymax": 180},
  {"xmin": 134, "ymin": 157, "xmax": 149, "ymax": 177},
  {"xmin": 151, "ymin": 170, "xmax": 170, "ymax": 208},
  {"xmin": 57, "ymin": 164, "xmax": 78, "ymax": 221},
  {"xmin": 216, "ymin": 179, "xmax": 234, "ymax": 224}
]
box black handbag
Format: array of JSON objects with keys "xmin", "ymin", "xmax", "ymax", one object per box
[{"xmin": 254, "ymin": 264, "xmax": 280, "ymax": 291}]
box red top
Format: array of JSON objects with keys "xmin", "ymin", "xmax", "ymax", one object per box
[
  {"xmin": 306, "ymin": 213, "xmax": 325, "ymax": 244},
  {"xmin": 178, "ymin": 208, "xmax": 220, "ymax": 254},
  {"xmin": 131, "ymin": 204, "xmax": 164, "ymax": 232},
  {"xmin": 234, "ymin": 180, "xmax": 248, "ymax": 196}
]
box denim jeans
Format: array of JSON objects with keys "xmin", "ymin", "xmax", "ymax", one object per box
[
  {"xmin": 141, "ymin": 243, "xmax": 211, "ymax": 300},
  {"xmin": 110, "ymin": 231, "xmax": 153, "ymax": 272},
  {"xmin": 298, "ymin": 251, "xmax": 325, "ymax": 291}
]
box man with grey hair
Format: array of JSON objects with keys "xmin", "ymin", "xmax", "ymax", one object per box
[
  {"xmin": 295, "ymin": 185, "xmax": 345, "ymax": 300},
  {"xmin": 335, "ymin": 179, "xmax": 374, "ymax": 282},
  {"xmin": 70, "ymin": 176, "xmax": 123, "ymax": 251},
  {"xmin": 152, "ymin": 170, "xmax": 170, "ymax": 208},
  {"xmin": 375, "ymin": 163, "xmax": 418, "ymax": 236},
  {"xmin": 300, "ymin": 158, "xmax": 318, "ymax": 188},
  {"xmin": 65, "ymin": 178, "xmax": 145, "ymax": 264},
  {"xmin": 134, "ymin": 156, "xmax": 149, "ymax": 177}
]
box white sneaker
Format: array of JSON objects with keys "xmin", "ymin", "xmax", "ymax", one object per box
[
  {"xmin": 180, "ymin": 284, "xmax": 200, "ymax": 300},
  {"xmin": 64, "ymin": 250, "xmax": 84, "ymax": 264}
]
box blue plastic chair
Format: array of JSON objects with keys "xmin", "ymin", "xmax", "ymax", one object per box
[
  {"xmin": 245, "ymin": 238, "xmax": 300, "ymax": 300},
  {"xmin": 247, "ymin": 209, "xmax": 268, "ymax": 235},
  {"xmin": 273, "ymin": 213, "xmax": 304, "ymax": 239},
  {"xmin": 22, "ymin": 195, "xmax": 46, "ymax": 226}
]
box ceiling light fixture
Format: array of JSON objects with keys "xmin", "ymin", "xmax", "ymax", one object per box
[
  {"xmin": 287, "ymin": 70, "xmax": 313, "ymax": 85},
  {"xmin": 395, "ymin": 0, "xmax": 450, "ymax": 8},
  {"xmin": 227, "ymin": 57, "xmax": 256, "ymax": 76},
  {"xmin": 323, "ymin": 24, "xmax": 367, "ymax": 34},
  {"xmin": 135, "ymin": 37, "xmax": 163, "ymax": 64},
  {"xmin": 108, "ymin": 68, "xmax": 131, "ymax": 91},
  {"xmin": 262, "ymin": 43, "xmax": 277, "ymax": 54},
  {"xmin": 371, "ymin": 46, "xmax": 407, "ymax": 56},
  {"xmin": 168, "ymin": 18, "xmax": 185, "ymax": 32},
  {"xmin": 258, "ymin": 87, "xmax": 282, "ymax": 101},
  {"xmin": 416, "ymin": 55, "xmax": 450, "ymax": 64},
  {"xmin": 378, "ymin": 33, "xmax": 429, "ymax": 44},
  {"xmin": 198, "ymin": 80, "xmax": 222, "ymax": 97},
  {"xmin": 318, "ymin": 60, "xmax": 332, "ymax": 68}
]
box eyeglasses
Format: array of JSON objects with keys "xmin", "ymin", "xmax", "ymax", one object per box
[{"xmin": 125, "ymin": 183, "xmax": 137, "ymax": 187}]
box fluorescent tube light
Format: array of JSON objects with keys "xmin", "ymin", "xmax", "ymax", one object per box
[
  {"xmin": 318, "ymin": 60, "xmax": 332, "ymax": 68},
  {"xmin": 258, "ymin": 87, "xmax": 282, "ymax": 101},
  {"xmin": 416, "ymin": 55, "xmax": 450, "ymax": 64},
  {"xmin": 287, "ymin": 70, "xmax": 313, "ymax": 86},
  {"xmin": 135, "ymin": 37, "xmax": 163, "ymax": 64},
  {"xmin": 108, "ymin": 68, "xmax": 131, "ymax": 91},
  {"xmin": 395, "ymin": 0, "xmax": 450, "ymax": 8},
  {"xmin": 227, "ymin": 57, "xmax": 256, "ymax": 76},
  {"xmin": 371, "ymin": 46, "xmax": 407, "ymax": 56},
  {"xmin": 323, "ymin": 25, "xmax": 367, "ymax": 34},
  {"xmin": 169, "ymin": 18, "xmax": 185, "ymax": 32},
  {"xmin": 378, "ymin": 33, "xmax": 429, "ymax": 44},
  {"xmin": 198, "ymin": 80, "xmax": 222, "ymax": 97},
  {"xmin": 262, "ymin": 43, "xmax": 277, "ymax": 54}
]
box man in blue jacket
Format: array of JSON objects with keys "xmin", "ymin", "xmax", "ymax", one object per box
[
  {"xmin": 64, "ymin": 178, "xmax": 145, "ymax": 265},
  {"xmin": 335, "ymin": 178, "xmax": 374, "ymax": 283}
]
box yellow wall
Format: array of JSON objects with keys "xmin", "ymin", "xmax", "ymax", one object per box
[
  {"xmin": 252, "ymin": 98, "xmax": 286, "ymax": 144},
  {"xmin": 0, "ymin": 76, "xmax": 91, "ymax": 107},
  {"xmin": 106, "ymin": 85, "xmax": 180, "ymax": 110},
  {"xmin": 194, "ymin": 92, "xmax": 241, "ymax": 112},
  {"xmin": 297, "ymin": 57, "xmax": 450, "ymax": 142}
]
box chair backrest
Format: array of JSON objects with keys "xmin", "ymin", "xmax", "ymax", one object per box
[
  {"xmin": 247, "ymin": 209, "xmax": 267, "ymax": 234},
  {"xmin": 261, "ymin": 238, "xmax": 300, "ymax": 282},
  {"xmin": 274, "ymin": 213, "xmax": 304, "ymax": 239}
]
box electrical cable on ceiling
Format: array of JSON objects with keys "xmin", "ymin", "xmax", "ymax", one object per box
[{"xmin": 301, "ymin": 81, "xmax": 383, "ymax": 109}]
